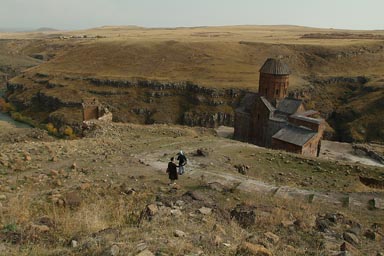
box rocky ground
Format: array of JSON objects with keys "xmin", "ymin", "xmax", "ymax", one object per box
[{"xmin": 0, "ymin": 121, "xmax": 383, "ymax": 256}]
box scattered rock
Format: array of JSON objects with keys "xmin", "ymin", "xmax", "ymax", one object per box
[
  {"xmin": 230, "ymin": 205, "xmax": 256, "ymax": 228},
  {"xmin": 136, "ymin": 249, "xmax": 155, "ymax": 256},
  {"xmin": 236, "ymin": 242, "xmax": 272, "ymax": 256},
  {"xmin": 340, "ymin": 241, "xmax": 359, "ymax": 255},
  {"xmin": 281, "ymin": 220, "xmax": 295, "ymax": 228},
  {"xmin": 346, "ymin": 222, "xmax": 361, "ymax": 236},
  {"xmin": 183, "ymin": 191, "xmax": 213, "ymax": 205},
  {"xmin": 371, "ymin": 198, "xmax": 384, "ymax": 210},
  {"xmin": 71, "ymin": 162, "xmax": 77, "ymax": 170},
  {"xmin": 343, "ymin": 232, "xmax": 359, "ymax": 246},
  {"xmin": 195, "ymin": 148, "xmax": 208, "ymax": 157},
  {"xmin": 0, "ymin": 195, "xmax": 7, "ymax": 201},
  {"xmin": 174, "ymin": 229, "xmax": 186, "ymax": 238},
  {"xmin": 102, "ymin": 244, "xmax": 120, "ymax": 256},
  {"xmin": 234, "ymin": 164, "xmax": 249, "ymax": 175},
  {"xmin": 175, "ymin": 200, "xmax": 185, "ymax": 207},
  {"xmin": 24, "ymin": 155, "xmax": 31, "ymax": 161},
  {"xmin": 208, "ymin": 182, "xmax": 227, "ymax": 192},
  {"xmin": 146, "ymin": 204, "xmax": 158, "ymax": 217},
  {"xmin": 364, "ymin": 229, "xmax": 382, "ymax": 241},
  {"xmin": 50, "ymin": 170, "xmax": 59, "ymax": 176},
  {"xmin": 71, "ymin": 240, "xmax": 78, "ymax": 248},
  {"xmin": 264, "ymin": 232, "xmax": 279, "ymax": 244},
  {"xmin": 198, "ymin": 207, "xmax": 212, "ymax": 215},
  {"xmin": 316, "ymin": 218, "xmax": 330, "ymax": 232},
  {"xmin": 170, "ymin": 209, "xmax": 182, "ymax": 216},
  {"xmin": 136, "ymin": 242, "xmax": 147, "ymax": 252},
  {"xmin": 120, "ymin": 183, "xmax": 136, "ymax": 195}
]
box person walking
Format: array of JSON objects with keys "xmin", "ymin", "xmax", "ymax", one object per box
[
  {"xmin": 166, "ymin": 157, "xmax": 178, "ymax": 185},
  {"xmin": 177, "ymin": 150, "xmax": 187, "ymax": 175}
]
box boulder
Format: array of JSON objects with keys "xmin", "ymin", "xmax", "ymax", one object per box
[
  {"xmin": 343, "ymin": 232, "xmax": 359, "ymax": 246},
  {"xmin": 136, "ymin": 249, "xmax": 155, "ymax": 256},
  {"xmin": 264, "ymin": 232, "xmax": 279, "ymax": 244},
  {"xmin": 236, "ymin": 242, "xmax": 272, "ymax": 256},
  {"xmin": 340, "ymin": 241, "xmax": 359, "ymax": 255},
  {"xmin": 102, "ymin": 244, "xmax": 120, "ymax": 256},
  {"xmin": 71, "ymin": 240, "xmax": 78, "ymax": 248},
  {"xmin": 364, "ymin": 229, "xmax": 382, "ymax": 241},
  {"xmin": 230, "ymin": 205, "xmax": 256, "ymax": 228},
  {"xmin": 146, "ymin": 204, "xmax": 158, "ymax": 217},
  {"xmin": 371, "ymin": 198, "xmax": 384, "ymax": 210},
  {"xmin": 174, "ymin": 230, "xmax": 186, "ymax": 238},
  {"xmin": 198, "ymin": 207, "xmax": 212, "ymax": 215}
]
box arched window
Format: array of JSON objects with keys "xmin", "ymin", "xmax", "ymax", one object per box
[{"xmin": 276, "ymin": 89, "xmax": 279, "ymax": 95}]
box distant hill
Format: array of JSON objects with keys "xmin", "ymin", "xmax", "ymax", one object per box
[{"xmin": 35, "ymin": 27, "xmax": 59, "ymax": 32}]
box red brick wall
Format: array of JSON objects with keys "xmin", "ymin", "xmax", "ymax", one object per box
[
  {"xmin": 302, "ymin": 135, "xmax": 322, "ymax": 157},
  {"xmin": 250, "ymin": 98, "xmax": 272, "ymax": 146},
  {"xmin": 83, "ymin": 106, "xmax": 99, "ymax": 121},
  {"xmin": 234, "ymin": 112, "xmax": 250, "ymax": 141},
  {"xmin": 258, "ymin": 73, "xmax": 289, "ymax": 102},
  {"xmin": 271, "ymin": 138, "xmax": 302, "ymax": 154},
  {"xmin": 288, "ymin": 116, "xmax": 320, "ymax": 132}
]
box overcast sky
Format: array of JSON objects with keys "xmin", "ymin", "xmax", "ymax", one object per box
[{"xmin": 0, "ymin": 0, "xmax": 383, "ymax": 31}]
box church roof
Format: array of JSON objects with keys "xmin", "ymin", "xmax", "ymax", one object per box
[
  {"xmin": 290, "ymin": 114, "xmax": 324, "ymax": 125},
  {"xmin": 276, "ymin": 98, "xmax": 303, "ymax": 115},
  {"xmin": 259, "ymin": 58, "xmax": 291, "ymax": 75},
  {"xmin": 272, "ymin": 125, "xmax": 317, "ymax": 146},
  {"xmin": 260, "ymin": 96, "xmax": 276, "ymax": 112}
]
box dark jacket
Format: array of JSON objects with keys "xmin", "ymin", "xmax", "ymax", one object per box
[
  {"xmin": 177, "ymin": 154, "xmax": 187, "ymax": 166},
  {"xmin": 167, "ymin": 162, "xmax": 178, "ymax": 180}
]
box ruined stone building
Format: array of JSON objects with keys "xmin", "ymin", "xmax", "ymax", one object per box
[
  {"xmin": 82, "ymin": 98, "xmax": 112, "ymax": 122},
  {"xmin": 234, "ymin": 58, "xmax": 325, "ymax": 156}
]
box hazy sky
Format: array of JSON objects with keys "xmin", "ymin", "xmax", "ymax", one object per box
[{"xmin": 1, "ymin": 0, "xmax": 383, "ymax": 30}]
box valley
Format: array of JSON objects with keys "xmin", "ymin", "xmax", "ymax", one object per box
[{"xmin": 1, "ymin": 25, "xmax": 384, "ymax": 142}]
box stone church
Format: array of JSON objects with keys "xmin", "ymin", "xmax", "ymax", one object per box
[{"xmin": 234, "ymin": 58, "xmax": 325, "ymax": 156}]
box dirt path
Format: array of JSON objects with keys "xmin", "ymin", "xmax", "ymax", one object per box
[
  {"xmin": 136, "ymin": 145, "xmax": 383, "ymax": 210},
  {"xmin": 320, "ymin": 140, "xmax": 384, "ymax": 167}
]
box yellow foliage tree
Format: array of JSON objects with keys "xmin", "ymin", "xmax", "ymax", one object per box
[
  {"xmin": 46, "ymin": 123, "xmax": 58, "ymax": 135},
  {"xmin": 63, "ymin": 126, "xmax": 74, "ymax": 137},
  {"xmin": 0, "ymin": 98, "xmax": 14, "ymax": 112}
]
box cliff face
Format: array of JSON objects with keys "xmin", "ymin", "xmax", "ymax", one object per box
[
  {"xmin": 6, "ymin": 74, "xmax": 244, "ymax": 131},
  {"xmin": 6, "ymin": 72, "xmax": 384, "ymax": 142},
  {"xmin": 290, "ymin": 76, "xmax": 384, "ymax": 142}
]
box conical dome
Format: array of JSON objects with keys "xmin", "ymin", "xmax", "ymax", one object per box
[{"xmin": 259, "ymin": 58, "xmax": 290, "ymax": 75}]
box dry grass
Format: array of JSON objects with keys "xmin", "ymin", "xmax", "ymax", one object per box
[{"xmin": 0, "ymin": 122, "xmax": 383, "ymax": 255}]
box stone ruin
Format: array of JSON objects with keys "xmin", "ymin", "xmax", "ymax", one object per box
[{"xmin": 81, "ymin": 98, "xmax": 112, "ymax": 123}]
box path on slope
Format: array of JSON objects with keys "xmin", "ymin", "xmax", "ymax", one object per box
[{"xmin": 136, "ymin": 140, "xmax": 382, "ymax": 210}]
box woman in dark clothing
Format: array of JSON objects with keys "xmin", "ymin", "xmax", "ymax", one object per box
[{"xmin": 167, "ymin": 157, "xmax": 178, "ymax": 185}]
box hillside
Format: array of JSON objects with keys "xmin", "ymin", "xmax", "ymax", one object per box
[
  {"xmin": 0, "ymin": 121, "xmax": 383, "ymax": 255},
  {"xmin": 1, "ymin": 25, "xmax": 384, "ymax": 141}
]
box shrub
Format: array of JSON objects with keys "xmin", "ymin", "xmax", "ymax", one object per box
[
  {"xmin": 0, "ymin": 98, "xmax": 14, "ymax": 112},
  {"xmin": 46, "ymin": 123, "xmax": 58, "ymax": 135},
  {"xmin": 63, "ymin": 126, "xmax": 74, "ymax": 137}
]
